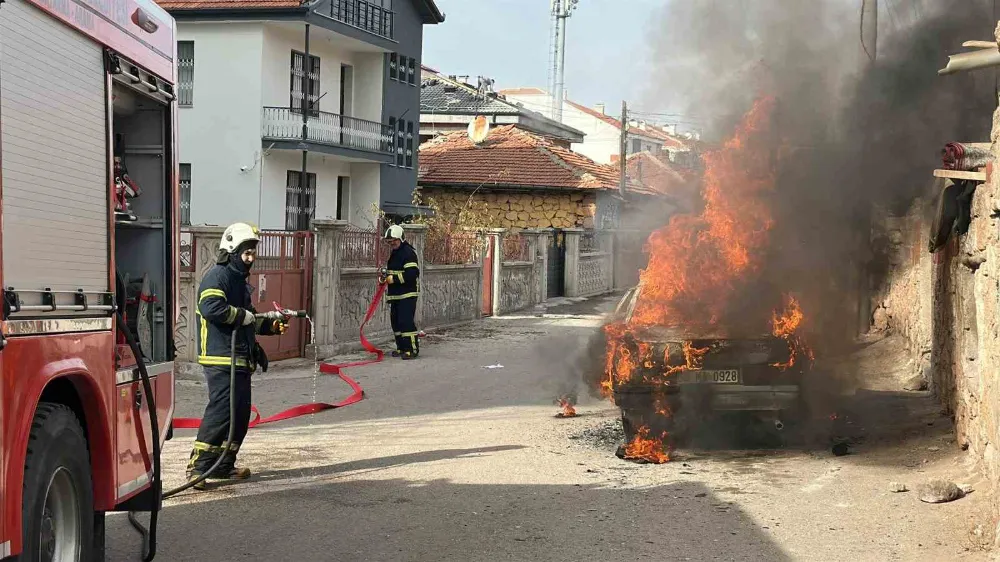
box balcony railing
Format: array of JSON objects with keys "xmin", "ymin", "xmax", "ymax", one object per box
[
  {"xmin": 328, "ymin": 0, "xmax": 393, "ymax": 40},
  {"xmin": 262, "ymin": 107, "xmax": 394, "ymax": 156}
]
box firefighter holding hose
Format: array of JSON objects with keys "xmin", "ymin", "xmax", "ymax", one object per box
[
  {"xmin": 379, "ymin": 224, "xmax": 421, "ymax": 359},
  {"xmin": 186, "ymin": 222, "xmax": 287, "ymax": 489}
]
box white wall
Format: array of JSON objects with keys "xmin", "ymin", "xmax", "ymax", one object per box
[
  {"xmin": 178, "ymin": 23, "xmax": 264, "ymax": 227},
  {"xmin": 349, "ymin": 162, "xmax": 380, "ymax": 228},
  {"xmin": 180, "ymin": 21, "xmax": 386, "ymax": 230},
  {"xmin": 261, "ymin": 23, "xmax": 383, "ymax": 121},
  {"xmin": 261, "ymin": 150, "xmax": 352, "ymax": 229},
  {"xmin": 503, "ymin": 91, "xmax": 664, "ymax": 165}
]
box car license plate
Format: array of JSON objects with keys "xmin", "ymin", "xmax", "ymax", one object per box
[{"xmin": 676, "ymin": 369, "xmax": 740, "ymax": 384}]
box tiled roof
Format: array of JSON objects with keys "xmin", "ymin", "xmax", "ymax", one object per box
[
  {"xmin": 156, "ymin": 0, "xmax": 300, "ymax": 9},
  {"xmin": 626, "ymin": 151, "xmax": 695, "ymax": 201},
  {"xmin": 418, "ymin": 125, "xmax": 630, "ymax": 191},
  {"xmin": 421, "ymin": 78, "xmax": 521, "ymax": 115}
]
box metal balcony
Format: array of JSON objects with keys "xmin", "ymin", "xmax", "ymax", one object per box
[
  {"xmin": 327, "ymin": 0, "xmax": 393, "ymax": 40},
  {"xmin": 262, "ymin": 107, "xmax": 394, "ymax": 156}
]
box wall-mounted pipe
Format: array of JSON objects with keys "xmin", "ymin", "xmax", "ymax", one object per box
[{"xmin": 939, "ymin": 45, "xmax": 1000, "ymax": 75}]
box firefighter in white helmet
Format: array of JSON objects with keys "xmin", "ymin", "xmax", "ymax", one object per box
[
  {"xmin": 379, "ymin": 224, "xmax": 421, "ymax": 359},
  {"xmin": 186, "ymin": 222, "xmax": 287, "ymax": 489}
]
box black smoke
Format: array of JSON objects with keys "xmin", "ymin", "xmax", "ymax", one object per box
[{"xmin": 639, "ymin": 0, "xmax": 998, "ymax": 354}]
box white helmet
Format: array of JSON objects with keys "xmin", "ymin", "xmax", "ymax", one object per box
[
  {"xmin": 384, "ymin": 224, "xmax": 404, "ymax": 240},
  {"xmin": 220, "ymin": 222, "xmax": 261, "ymax": 253}
]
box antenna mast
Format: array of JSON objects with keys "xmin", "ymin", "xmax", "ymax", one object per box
[{"xmin": 548, "ymin": 0, "xmax": 579, "ymax": 123}]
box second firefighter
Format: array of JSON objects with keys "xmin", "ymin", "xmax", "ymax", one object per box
[{"xmin": 381, "ymin": 224, "xmax": 420, "ymax": 359}]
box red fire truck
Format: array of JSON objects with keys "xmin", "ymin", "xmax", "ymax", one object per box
[{"xmin": 0, "ymin": 0, "xmax": 178, "ymax": 558}]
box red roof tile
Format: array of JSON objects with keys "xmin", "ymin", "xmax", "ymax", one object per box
[
  {"xmin": 418, "ymin": 125, "xmax": 634, "ymax": 191},
  {"xmin": 156, "ymin": 0, "xmax": 300, "ymax": 9}
]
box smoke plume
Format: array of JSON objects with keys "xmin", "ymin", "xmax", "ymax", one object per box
[{"xmin": 639, "ymin": 0, "xmax": 998, "ymax": 354}]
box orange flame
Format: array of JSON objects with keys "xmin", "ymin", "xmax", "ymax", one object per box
[
  {"xmin": 631, "ymin": 97, "xmax": 778, "ymax": 331},
  {"xmin": 556, "ymin": 398, "xmax": 577, "ymax": 418},
  {"xmin": 623, "ymin": 426, "xmax": 670, "ymax": 464},
  {"xmin": 770, "ymin": 295, "xmax": 814, "ymax": 370}
]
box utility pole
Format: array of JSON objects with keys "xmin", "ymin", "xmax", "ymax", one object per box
[
  {"xmin": 549, "ymin": 0, "xmax": 579, "ymax": 122},
  {"xmin": 619, "ymin": 100, "xmax": 628, "ymax": 197},
  {"xmin": 857, "ymin": 0, "xmax": 877, "ymax": 336}
]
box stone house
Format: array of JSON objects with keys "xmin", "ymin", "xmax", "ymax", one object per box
[{"xmin": 416, "ymin": 124, "xmax": 650, "ymax": 230}]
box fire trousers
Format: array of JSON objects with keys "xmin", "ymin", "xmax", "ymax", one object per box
[
  {"xmin": 187, "ymin": 365, "xmax": 253, "ymax": 474},
  {"xmin": 389, "ymin": 297, "xmax": 419, "ymax": 355}
]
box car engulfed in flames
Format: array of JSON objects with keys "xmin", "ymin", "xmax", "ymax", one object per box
[
  {"xmin": 596, "ymin": 97, "xmax": 815, "ymax": 463},
  {"xmin": 605, "ymin": 285, "xmax": 811, "ymax": 462}
]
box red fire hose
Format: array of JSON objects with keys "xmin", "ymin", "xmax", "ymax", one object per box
[{"xmin": 172, "ymin": 282, "xmax": 386, "ymax": 429}]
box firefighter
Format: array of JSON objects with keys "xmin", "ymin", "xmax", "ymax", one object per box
[
  {"xmin": 186, "ymin": 222, "xmax": 286, "ymax": 489},
  {"xmin": 380, "ymin": 224, "xmax": 421, "ymax": 359}
]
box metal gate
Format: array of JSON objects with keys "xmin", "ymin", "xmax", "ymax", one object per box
[
  {"xmin": 547, "ymin": 230, "xmax": 566, "ymax": 298},
  {"xmin": 250, "ymin": 231, "xmax": 314, "ymax": 360}
]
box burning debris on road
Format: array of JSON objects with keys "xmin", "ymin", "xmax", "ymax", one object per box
[{"xmin": 555, "ymin": 397, "xmax": 577, "ymax": 418}]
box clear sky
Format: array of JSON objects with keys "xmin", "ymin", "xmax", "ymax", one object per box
[{"xmin": 423, "ymin": 0, "xmax": 669, "ymax": 118}]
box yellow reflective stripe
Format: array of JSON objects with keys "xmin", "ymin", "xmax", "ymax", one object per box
[
  {"xmin": 400, "ymin": 331, "xmax": 419, "ymax": 337},
  {"xmin": 226, "ymin": 306, "xmax": 239, "ymax": 324},
  {"xmin": 387, "ymin": 269, "xmax": 403, "ymax": 274},
  {"xmin": 404, "ymin": 262, "xmax": 418, "ymax": 269},
  {"xmin": 199, "ymin": 289, "xmax": 226, "ymax": 303},
  {"xmin": 199, "ymin": 316, "xmax": 208, "ymax": 357},
  {"xmin": 386, "ymin": 292, "xmax": 419, "ymax": 301},
  {"xmin": 192, "ymin": 441, "xmax": 224, "ymax": 453},
  {"xmin": 198, "ymin": 355, "xmax": 250, "ymax": 367}
]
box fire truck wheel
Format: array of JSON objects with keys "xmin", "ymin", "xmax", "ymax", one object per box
[{"xmin": 19, "ymin": 403, "xmax": 95, "ymax": 562}]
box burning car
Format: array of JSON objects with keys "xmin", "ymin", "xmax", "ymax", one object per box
[{"xmin": 604, "ymin": 284, "xmax": 812, "ymax": 457}]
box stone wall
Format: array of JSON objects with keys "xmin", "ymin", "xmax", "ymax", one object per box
[
  {"xmin": 419, "ymin": 187, "xmax": 599, "ymax": 230},
  {"xmin": 564, "ymin": 229, "xmax": 615, "ymax": 298},
  {"xmin": 871, "ymin": 86, "xmax": 1000, "ymax": 539},
  {"xmin": 496, "ymin": 229, "xmax": 547, "ymax": 316},
  {"xmin": 421, "ymin": 264, "xmax": 483, "ymax": 326}
]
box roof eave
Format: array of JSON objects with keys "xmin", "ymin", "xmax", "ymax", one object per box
[
  {"xmin": 416, "ymin": 0, "xmax": 445, "ymax": 24},
  {"xmin": 163, "ymin": 4, "xmax": 307, "ymax": 17},
  {"xmin": 417, "ymin": 180, "xmax": 615, "ymax": 192}
]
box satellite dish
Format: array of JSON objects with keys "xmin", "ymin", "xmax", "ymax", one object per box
[{"xmin": 468, "ymin": 116, "xmax": 490, "ymax": 144}]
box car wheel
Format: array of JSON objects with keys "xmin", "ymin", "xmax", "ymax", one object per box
[{"xmin": 18, "ymin": 403, "xmax": 95, "ymax": 562}]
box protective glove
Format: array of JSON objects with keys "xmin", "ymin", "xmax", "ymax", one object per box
[
  {"xmin": 241, "ymin": 309, "xmax": 256, "ymax": 326},
  {"xmin": 386, "ymin": 275, "xmax": 395, "ymax": 285},
  {"xmin": 273, "ymin": 319, "xmax": 287, "ymax": 335}
]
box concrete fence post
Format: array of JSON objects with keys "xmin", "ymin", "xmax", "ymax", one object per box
[
  {"xmin": 489, "ymin": 228, "xmax": 506, "ymax": 316},
  {"xmin": 403, "ymin": 223, "xmax": 428, "ymax": 324},
  {"xmin": 563, "ymin": 228, "xmax": 583, "ymax": 297},
  {"xmin": 311, "ymin": 219, "xmax": 348, "ymax": 356}
]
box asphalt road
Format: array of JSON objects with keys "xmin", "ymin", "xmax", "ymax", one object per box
[{"xmin": 107, "ymin": 296, "xmax": 993, "ymax": 562}]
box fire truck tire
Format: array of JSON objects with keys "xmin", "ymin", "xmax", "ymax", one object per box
[{"xmin": 18, "ymin": 403, "xmax": 95, "ymax": 562}]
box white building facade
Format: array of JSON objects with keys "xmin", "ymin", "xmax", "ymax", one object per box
[
  {"xmin": 499, "ymin": 88, "xmax": 676, "ymax": 165},
  {"xmin": 164, "ymin": 0, "xmax": 445, "ymax": 230}
]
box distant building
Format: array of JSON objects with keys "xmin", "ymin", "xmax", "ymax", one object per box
[
  {"xmin": 420, "ymin": 69, "xmax": 584, "ymax": 147},
  {"xmin": 499, "ymin": 87, "xmax": 691, "ymax": 166}
]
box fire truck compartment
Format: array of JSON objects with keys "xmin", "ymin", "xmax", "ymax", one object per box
[
  {"xmin": 0, "ymin": 0, "xmax": 111, "ymax": 312},
  {"xmin": 112, "ymin": 82, "xmax": 176, "ymax": 365}
]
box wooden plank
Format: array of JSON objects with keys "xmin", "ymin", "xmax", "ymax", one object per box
[{"xmin": 933, "ymin": 169, "xmax": 988, "ymax": 182}]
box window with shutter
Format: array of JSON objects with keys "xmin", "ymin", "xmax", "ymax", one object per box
[
  {"xmin": 285, "ymin": 170, "xmax": 317, "ymax": 231},
  {"xmin": 405, "ymin": 121, "xmax": 413, "ymax": 168},
  {"xmin": 389, "ymin": 53, "xmax": 397, "ymax": 81},
  {"xmin": 179, "ymin": 164, "xmax": 192, "ymax": 225},
  {"xmin": 407, "ymin": 57, "xmax": 416, "ymax": 86},
  {"xmin": 178, "ymin": 41, "xmax": 194, "ymax": 106},
  {"xmin": 290, "ymin": 50, "xmax": 320, "ymax": 116},
  {"xmin": 396, "ymin": 118, "xmax": 405, "ymax": 167}
]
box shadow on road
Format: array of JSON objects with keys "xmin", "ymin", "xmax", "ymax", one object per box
[
  {"xmin": 110, "ymin": 477, "xmax": 790, "ymax": 562},
  {"xmin": 249, "ymin": 446, "xmax": 527, "ymax": 483}
]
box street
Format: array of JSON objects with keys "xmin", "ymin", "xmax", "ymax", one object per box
[{"xmin": 108, "ymin": 296, "xmax": 992, "ymax": 562}]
